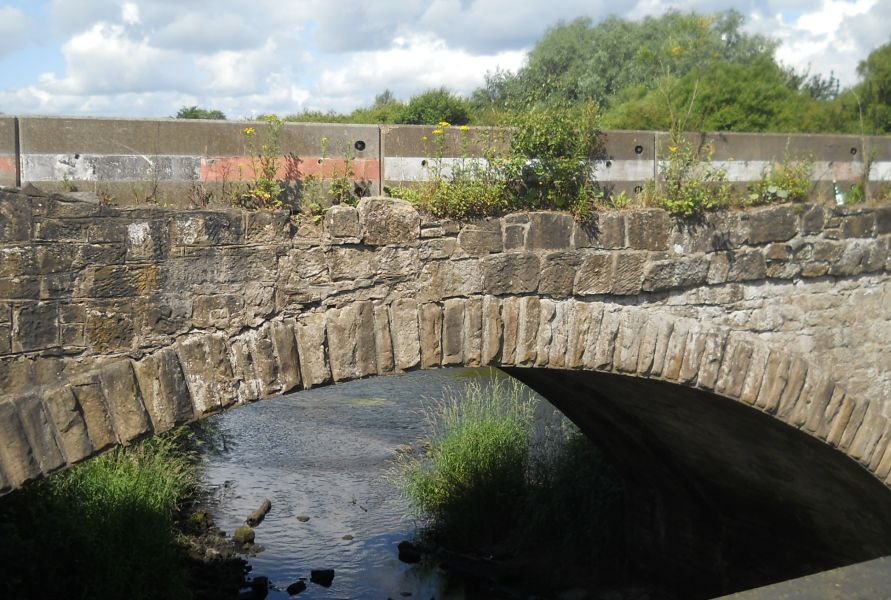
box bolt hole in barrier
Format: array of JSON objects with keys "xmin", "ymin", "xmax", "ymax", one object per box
[
  {"xmin": 851, "ymin": 147, "xmax": 858, "ymax": 156},
  {"xmin": 421, "ymin": 159, "xmax": 428, "ymax": 167},
  {"xmin": 354, "ymin": 140, "xmax": 366, "ymax": 151},
  {"xmin": 605, "ymin": 160, "xmax": 613, "ymax": 168},
  {"xmin": 634, "ymin": 185, "xmax": 643, "ymax": 193},
  {"xmin": 635, "ymin": 145, "xmax": 644, "ymax": 155}
]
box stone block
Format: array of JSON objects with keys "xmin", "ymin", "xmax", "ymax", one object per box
[
  {"xmin": 658, "ymin": 319, "xmax": 690, "ymax": 381},
  {"xmin": 326, "ymin": 302, "xmax": 376, "ymax": 381},
  {"xmin": 739, "ymin": 342, "xmax": 770, "ymax": 405},
  {"xmin": 270, "ymin": 321, "xmax": 302, "ymax": 392},
  {"xmin": 754, "ymin": 352, "xmax": 790, "ymax": 414},
  {"xmin": 125, "ymin": 219, "xmax": 169, "ymax": 262},
  {"xmin": 419, "ymin": 238, "xmax": 456, "ymax": 261},
  {"xmin": 539, "ymin": 252, "xmax": 580, "ymax": 298},
  {"xmin": 463, "ymin": 297, "xmax": 483, "ymax": 368},
  {"xmin": 625, "ymin": 209, "xmax": 670, "ymax": 251},
  {"xmin": 695, "ymin": 330, "xmax": 728, "ymax": 390},
  {"xmin": 481, "ymin": 253, "xmax": 540, "ymax": 295},
  {"xmin": 836, "ymin": 398, "xmax": 868, "ymax": 451},
  {"xmin": 611, "ymin": 252, "xmax": 648, "ymax": 295},
  {"xmin": 515, "ymin": 297, "xmax": 541, "ymax": 366},
  {"xmin": 372, "ymin": 303, "xmax": 395, "ymax": 374},
  {"xmin": 726, "ymin": 250, "xmax": 767, "ymax": 282},
  {"xmin": 0, "ymin": 194, "xmax": 32, "ymax": 242},
  {"xmin": 533, "ymin": 299, "xmax": 556, "ymax": 368},
  {"xmin": 580, "ymin": 305, "xmax": 605, "ymax": 370},
  {"xmin": 228, "ymin": 337, "xmax": 261, "ymax": 404},
  {"xmin": 419, "ymin": 303, "xmax": 443, "ymax": 368},
  {"xmin": 848, "ymin": 403, "xmax": 885, "ymax": 463},
  {"xmin": 546, "ymin": 300, "xmax": 570, "ymax": 368},
  {"xmin": 442, "ymin": 299, "xmax": 465, "ymax": 366},
  {"xmin": 800, "ymin": 205, "xmax": 825, "ymax": 234},
  {"xmin": 417, "ymin": 259, "xmax": 482, "ymax": 301},
  {"xmin": 503, "ymin": 224, "xmax": 526, "ymax": 250},
  {"xmin": 98, "ymin": 360, "xmax": 152, "ymax": 443},
  {"xmin": 177, "ymin": 336, "xmax": 224, "ymax": 416},
  {"xmin": 642, "ymin": 256, "xmax": 710, "ymax": 292},
  {"xmin": 840, "ymin": 212, "xmax": 876, "ymax": 238},
  {"xmin": 204, "ymin": 334, "xmax": 238, "ymax": 409},
  {"xmin": 817, "ymin": 387, "xmax": 848, "ymax": 442},
  {"xmin": 133, "ymin": 347, "xmax": 194, "ymax": 431},
  {"xmin": 170, "ymin": 212, "xmax": 243, "ymax": 247},
  {"xmin": 358, "ymin": 197, "xmax": 420, "ymax": 245},
  {"xmin": 481, "ymin": 296, "xmax": 502, "ymax": 366},
  {"xmin": 678, "ymin": 325, "xmax": 706, "ymax": 384},
  {"xmin": 714, "ymin": 337, "xmax": 754, "ymax": 399},
  {"xmin": 591, "ymin": 309, "xmax": 620, "ymax": 370},
  {"xmin": 574, "ymin": 212, "xmax": 624, "ymax": 249},
  {"xmin": 42, "ymin": 386, "xmax": 93, "ymax": 464},
  {"xmin": 70, "ymin": 375, "xmax": 117, "ymax": 452},
  {"xmin": 0, "ymin": 401, "xmax": 40, "ymax": 486},
  {"xmin": 85, "ymin": 304, "xmax": 135, "ymax": 353},
  {"xmin": 637, "ymin": 315, "xmax": 674, "ymax": 376},
  {"xmin": 707, "ymin": 252, "xmax": 730, "ymax": 285},
  {"xmin": 875, "ymin": 207, "xmax": 891, "ymax": 235},
  {"xmin": 16, "ymin": 394, "xmax": 65, "ymax": 474},
  {"xmin": 574, "ymin": 253, "xmax": 612, "ymax": 295},
  {"xmin": 244, "ymin": 210, "xmax": 290, "ymax": 244},
  {"xmin": 457, "ymin": 221, "xmax": 502, "ymax": 256},
  {"xmin": 614, "ymin": 309, "xmax": 647, "ymax": 373},
  {"xmin": 324, "ymin": 205, "xmax": 360, "ymax": 238},
  {"xmin": 295, "ymin": 312, "xmax": 331, "ymax": 387},
  {"xmin": 12, "ymin": 302, "xmax": 59, "ymax": 352},
  {"xmin": 744, "ymin": 205, "xmax": 798, "ymax": 244},
  {"xmin": 389, "ymin": 299, "xmax": 420, "ymax": 371},
  {"xmin": 192, "ymin": 294, "xmax": 244, "ymax": 330},
  {"xmin": 566, "ymin": 302, "xmax": 596, "ymax": 369},
  {"xmin": 500, "ymin": 297, "xmax": 520, "ymax": 365},
  {"xmin": 798, "ymin": 372, "xmax": 835, "ymax": 433},
  {"xmin": 526, "ymin": 212, "xmax": 573, "ymax": 250},
  {"xmin": 828, "ymin": 241, "xmax": 868, "ymax": 276}
]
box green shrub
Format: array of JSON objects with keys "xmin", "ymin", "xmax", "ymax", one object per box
[
  {"xmin": 399, "ymin": 378, "xmax": 533, "ymax": 549},
  {"xmin": 398, "ymin": 87, "xmax": 471, "ymax": 125},
  {"xmin": 0, "ymin": 427, "xmax": 203, "ymax": 600}
]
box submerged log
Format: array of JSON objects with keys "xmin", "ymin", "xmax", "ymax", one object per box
[{"xmin": 245, "ymin": 499, "xmax": 272, "ymax": 527}]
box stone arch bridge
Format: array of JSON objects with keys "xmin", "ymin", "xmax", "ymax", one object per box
[{"xmin": 1, "ymin": 188, "xmax": 890, "ymax": 595}]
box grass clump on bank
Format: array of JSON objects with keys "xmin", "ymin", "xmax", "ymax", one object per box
[
  {"xmin": 0, "ymin": 426, "xmax": 207, "ymax": 600},
  {"xmin": 397, "ymin": 375, "xmax": 624, "ymax": 578}
]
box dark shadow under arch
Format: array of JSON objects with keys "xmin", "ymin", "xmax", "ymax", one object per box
[{"xmin": 504, "ymin": 367, "xmax": 891, "ymax": 598}]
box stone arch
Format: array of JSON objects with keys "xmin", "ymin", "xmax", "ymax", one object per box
[{"xmin": 3, "ymin": 297, "xmax": 887, "ymax": 492}]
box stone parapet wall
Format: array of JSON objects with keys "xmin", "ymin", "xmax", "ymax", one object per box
[{"xmin": 0, "ymin": 189, "xmax": 889, "ymax": 492}]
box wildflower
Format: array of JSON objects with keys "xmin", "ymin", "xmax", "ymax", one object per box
[
  {"xmin": 243, "ymin": 127, "xmax": 256, "ymax": 136},
  {"xmin": 668, "ymin": 145, "xmax": 678, "ymax": 153},
  {"xmin": 438, "ymin": 121, "xmax": 450, "ymax": 127},
  {"xmin": 671, "ymin": 45, "xmax": 682, "ymax": 57},
  {"xmin": 432, "ymin": 129, "xmax": 444, "ymax": 135},
  {"xmin": 459, "ymin": 125, "xmax": 470, "ymax": 132},
  {"xmin": 421, "ymin": 136, "xmax": 428, "ymax": 141}
]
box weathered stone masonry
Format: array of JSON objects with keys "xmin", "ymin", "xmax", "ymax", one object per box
[{"xmin": 0, "ymin": 188, "xmax": 889, "ymax": 497}]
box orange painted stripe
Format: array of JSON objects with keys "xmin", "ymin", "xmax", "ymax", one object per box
[
  {"xmin": 199, "ymin": 156, "xmax": 381, "ymax": 182},
  {"xmin": 0, "ymin": 156, "xmax": 16, "ymax": 178}
]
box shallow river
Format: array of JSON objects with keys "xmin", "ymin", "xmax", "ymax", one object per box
[{"xmin": 202, "ymin": 367, "xmax": 518, "ymax": 600}]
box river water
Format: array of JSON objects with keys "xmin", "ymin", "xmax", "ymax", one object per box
[{"xmin": 202, "ymin": 367, "xmax": 527, "ymax": 600}]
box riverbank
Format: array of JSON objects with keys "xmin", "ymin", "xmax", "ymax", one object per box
[{"xmin": 0, "ymin": 424, "xmax": 250, "ymax": 600}]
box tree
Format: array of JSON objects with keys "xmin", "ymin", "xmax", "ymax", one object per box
[
  {"xmin": 175, "ymin": 106, "xmax": 226, "ymax": 120},
  {"xmin": 397, "ymin": 88, "xmax": 471, "ymax": 125},
  {"xmin": 855, "ymin": 41, "xmax": 891, "ymax": 133}
]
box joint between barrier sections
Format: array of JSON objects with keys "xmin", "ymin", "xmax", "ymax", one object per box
[{"xmin": 13, "ymin": 117, "xmax": 21, "ymax": 188}]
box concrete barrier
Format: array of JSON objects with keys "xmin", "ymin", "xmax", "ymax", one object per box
[
  {"xmin": 0, "ymin": 117, "xmax": 17, "ymax": 188},
  {"xmin": 4, "ymin": 115, "xmax": 890, "ymax": 206},
  {"xmin": 18, "ymin": 117, "xmax": 380, "ymax": 206}
]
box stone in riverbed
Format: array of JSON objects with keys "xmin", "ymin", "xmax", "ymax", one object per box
[
  {"xmin": 233, "ymin": 525, "xmax": 255, "ymax": 545},
  {"xmin": 397, "ymin": 540, "xmax": 422, "ymax": 563},
  {"xmin": 310, "ymin": 568, "xmax": 335, "ymax": 587},
  {"xmin": 286, "ymin": 580, "xmax": 307, "ymax": 595},
  {"xmin": 296, "ymin": 515, "xmax": 310, "ymax": 523}
]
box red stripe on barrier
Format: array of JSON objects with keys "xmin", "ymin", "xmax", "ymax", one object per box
[
  {"xmin": 0, "ymin": 156, "xmax": 16, "ymax": 178},
  {"xmin": 199, "ymin": 156, "xmax": 381, "ymax": 182}
]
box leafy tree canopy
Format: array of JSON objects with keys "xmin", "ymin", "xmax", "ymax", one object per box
[{"xmin": 175, "ymin": 106, "xmax": 226, "ymax": 120}]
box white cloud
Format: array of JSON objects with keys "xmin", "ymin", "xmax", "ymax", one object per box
[
  {"xmin": 0, "ymin": 6, "xmax": 28, "ymax": 58},
  {"xmin": 151, "ymin": 13, "xmax": 265, "ymax": 53}
]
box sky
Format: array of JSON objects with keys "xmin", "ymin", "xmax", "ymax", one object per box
[{"xmin": 0, "ymin": 0, "xmax": 887, "ymax": 119}]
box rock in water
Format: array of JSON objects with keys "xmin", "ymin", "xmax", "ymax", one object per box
[
  {"xmin": 246, "ymin": 499, "xmax": 272, "ymax": 527},
  {"xmin": 310, "ymin": 569, "xmax": 335, "ymax": 587},
  {"xmin": 286, "ymin": 580, "xmax": 307, "ymax": 595},
  {"xmin": 397, "ymin": 540, "xmax": 421, "ymax": 563},
  {"xmin": 233, "ymin": 525, "xmax": 256, "ymax": 545},
  {"xmin": 296, "ymin": 515, "xmax": 310, "ymax": 523}
]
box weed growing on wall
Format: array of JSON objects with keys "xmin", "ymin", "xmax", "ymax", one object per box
[
  {"xmin": 237, "ymin": 115, "xmax": 285, "ymax": 209},
  {"xmin": 748, "ymin": 152, "xmax": 814, "ymax": 205}
]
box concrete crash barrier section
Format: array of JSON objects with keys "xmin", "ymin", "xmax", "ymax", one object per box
[
  {"xmin": 0, "ymin": 117, "xmax": 17, "ymax": 188},
  {"xmin": 17, "ymin": 117, "xmax": 381, "ymax": 207},
  {"xmin": 655, "ymin": 130, "xmax": 891, "ymax": 200}
]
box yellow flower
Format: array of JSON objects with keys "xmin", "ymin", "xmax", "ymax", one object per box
[
  {"xmin": 421, "ymin": 136, "xmax": 428, "ymax": 141},
  {"xmin": 459, "ymin": 125, "xmax": 470, "ymax": 131},
  {"xmin": 243, "ymin": 127, "xmax": 256, "ymax": 135},
  {"xmin": 438, "ymin": 121, "xmax": 450, "ymax": 127},
  {"xmin": 668, "ymin": 145, "xmax": 678, "ymax": 153},
  {"xmin": 671, "ymin": 45, "xmax": 682, "ymax": 57},
  {"xmin": 432, "ymin": 129, "xmax": 444, "ymax": 135}
]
